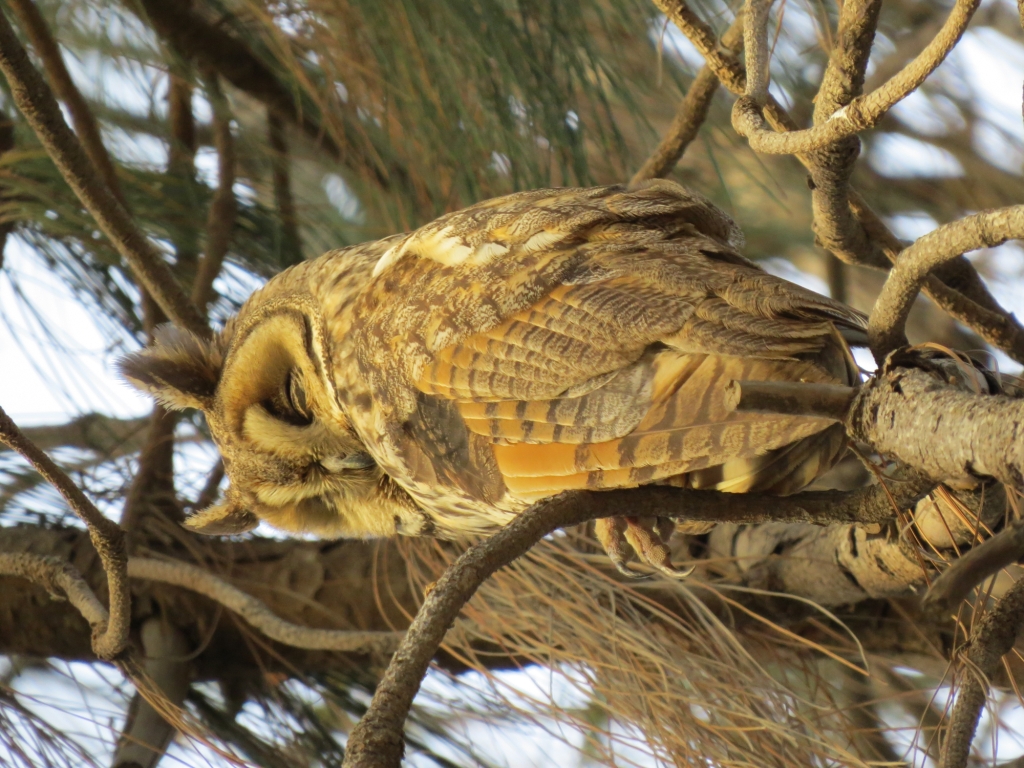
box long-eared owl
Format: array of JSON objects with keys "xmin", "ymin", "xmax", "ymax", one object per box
[{"xmin": 120, "ymin": 180, "xmax": 865, "ymax": 576}]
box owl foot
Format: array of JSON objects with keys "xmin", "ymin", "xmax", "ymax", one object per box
[{"xmin": 594, "ymin": 516, "xmax": 694, "ymax": 580}]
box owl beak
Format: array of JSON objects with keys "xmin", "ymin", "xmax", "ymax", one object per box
[{"xmin": 319, "ymin": 452, "xmax": 376, "ymax": 473}]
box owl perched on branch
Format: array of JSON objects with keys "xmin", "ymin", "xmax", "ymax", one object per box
[{"xmin": 121, "ymin": 180, "xmax": 865, "ymax": 577}]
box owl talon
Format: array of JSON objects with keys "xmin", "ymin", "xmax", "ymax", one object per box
[
  {"xmin": 596, "ymin": 515, "xmax": 693, "ymax": 580},
  {"xmin": 612, "ymin": 560, "xmax": 653, "ymax": 581}
]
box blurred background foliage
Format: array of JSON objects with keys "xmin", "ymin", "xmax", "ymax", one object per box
[{"xmin": 1, "ymin": 0, "xmax": 1024, "ymax": 765}]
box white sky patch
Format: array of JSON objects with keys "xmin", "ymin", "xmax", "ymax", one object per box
[
  {"xmin": 490, "ymin": 150, "xmax": 512, "ymax": 176},
  {"xmin": 890, "ymin": 90, "xmax": 967, "ymax": 137},
  {"xmin": 0, "ymin": 238, "xmax": 150, "ymax": 424},
  {"xmin": 868, "ymin": 133, "xmax": 965, "ymax": 177},
  {"xmin": 322, "ymin": 173, "xmax": 363, "ymax": 221},
  {"xmin": 886, "ymin": 212, "xmax": 939, "ymax": 242}
]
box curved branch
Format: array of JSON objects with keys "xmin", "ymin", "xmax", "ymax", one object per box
[
  {"xmin": 731, "ymin": 0, "xmax": 980, "ymax": 154},
  {"xmin": 341, "ymin": 476, "xmax": 933, "ymax": 767},
  {"xmin": 869, "ymin": 206, "xmax": 1024, "ymax": 360},
  {"xmin": 128, "ymin": 558, "xmax": 404, "ymax": 654},
  {"xmin": 924, "ymin": 519, "xmax": 1024, "ymax": 614},
  {"xmin": 0, "ymin": 406, "xmax": 129, "ymax": 659},
  {"xmin": 0, "ymin": 553, "xmax": 108, "ymax": 628},
  {"xmin": 0, "ymin": 7, "xmax": 208, "ymax": 337},
  {"xmin": 651, "ymin": 0, "xmax": 1024, "ymax": 363},
  {"xmin": 941, "ymin": 577, "xmax": 1024, "ymax": 768},
  {"xmin": 632, "ymin": 14, "xmax": 743, "ymax": 184}
]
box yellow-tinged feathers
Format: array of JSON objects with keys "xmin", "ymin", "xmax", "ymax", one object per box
[{"xmin": 121, "ymin": 182, "xmax": 865, "ymax": 557}]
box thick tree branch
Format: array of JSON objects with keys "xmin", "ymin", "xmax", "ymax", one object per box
[
  {"xmin": 869, "ymin": 206, "xmax": 1024, "ymax": 361},
  {"xmin": 941, "ymin": 577, "xmax": 1024, "ymax": 768},
  {"xmin": 731, "ymin": 0, "xmax": 980, "ymax": 154},
  {"xmin": 847, "ymin": 366, "xmax": 1024, "ymax": 489},
  {"xmin": 0, "ymin": 406, "xmax": 129, "ymax": 659},
  {"xmin": 0, "ymin": 7, "xmax": 208, "ymax": 337},
  {"xmin": 128, "ymin": 558, "xmax": 404, "ymax": 654}
]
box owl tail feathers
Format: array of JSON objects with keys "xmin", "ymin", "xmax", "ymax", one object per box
[
  {"xmin": 182, "ymin": 501, "xmax": 259, "ymax": 536},
  {"xmin": 118, "ymin": 324, "xmax": 225, "ymax": 411}
]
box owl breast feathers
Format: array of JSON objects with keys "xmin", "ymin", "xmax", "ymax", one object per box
[{"xmin": 120, "ymin": 180, "xmax": 865, "ymax": 571}]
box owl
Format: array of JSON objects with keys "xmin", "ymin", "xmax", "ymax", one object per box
[{"xmin": 120, "ymin": 180, "xmax": 865, "ymax": 577}]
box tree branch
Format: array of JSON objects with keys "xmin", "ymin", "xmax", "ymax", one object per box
[
  {"xmin": 341, "ymin": 474, "xmax": 936, "ymax": 767},
  {"xmin": 651, "ymin": 0, "xmax": 1024, "ymax": 362},
  {"xmin": 128, "ymin": 558, "xmax": 404, "ymax": 654},
  {"xmin": 112, "ymin": 618, "xmax": 190, "ymax": 768},
  {"xmin": 847, "ymin": 365, "xmax": 1024, "ymax": 489},
  {"xmin": 0, "ymin": 6, "xmax": 208, "ymax": 337},
  {"xmin": 941, "ymin": 577, "xmax": 1024, "ymax": 768},
  {"xmin": 0, "ymin": 406, "xmax": 129, "ymax": 659},
  {"xmin": 0, "ymin": 553, "xmax": 108, "ymax": 628},
  {"xmin": 631, "ymin": 14, "xmax": 745, "ymax": 184},
  {"xmin": 190, "ymin": 74, "xmax": 236, "ymax": 314},
  {"xmin": 267, "ymin": 111, "xmax": 302, "ymax": 265},
  {"xmin": 924, "ymin": 518, "xmax": 1024, "ymax": 614},
  {"xmin": 731, "ymin": 0, "xmax": 980, "ymax": 154},
  {"xmin": 725, "ymin": 380, "xmax": 856, "ymax": 421},
  {"xmin": 869, "ymin": 206, "xmax": 1024, "ymax": 361}
]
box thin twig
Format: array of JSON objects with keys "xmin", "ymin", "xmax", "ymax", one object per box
[
  {"xmin": 267, "ymin": 110, "xmax": 302, "ymax": 264},
  {"xmin": 0, "ymin": 6, "xmax": 208, "ymax": 337},
  {"xmin": 632, "ymin": 13, "xmax": 745, "ymax": 184},
  {"xmin": 731, "ymin": 0, "xmax": 980, "ymax": 154},
  {"xmin": 941, "ymin": 577, "xmax": 1024, "ymax": 768},
  {"xmin": 924, "ymin": 519, "xmax": 1024, "ymax": 614},
  {"xmin": 6, "ymin": 0, "xmax": 124, "ymax": 203},
  {"xmin": 869, "ymin": 206, "xmax": 1024, "ymax": 361},
  {"xmin": 191, "ymin": 73, "xmax": 236, "ymax": 313},
  {"xmin": 128, "ymin": 558, "xmax": 404, "ymax": 654},
  {"xmin": 0, "ymin": 405, "xmax": 129, "ymax": 659},
  {"xmin": 0, "ymin": 553, "xmax": 109, "ymax": 628}
]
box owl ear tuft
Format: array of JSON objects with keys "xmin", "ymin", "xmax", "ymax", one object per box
[
  {"xmin": 182, "ymin": 501, "xmax": 259, "ymax": 536},
  {"xmin": 118, "ymin": 324, "xmax": 224, "ymax": 411}
]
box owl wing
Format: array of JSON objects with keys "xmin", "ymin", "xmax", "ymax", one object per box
[
  {"xmin": 413, "ymin": 266, "xmax": 861, "ymax": 503},
  {"xmin": 354, "ymin": 182, "xmax": 865, "ymax": 513}
]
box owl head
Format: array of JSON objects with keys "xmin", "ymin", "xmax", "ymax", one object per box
[{"xmin": 119, "ymin": 288, "xmax": 414, "ymax": 540}]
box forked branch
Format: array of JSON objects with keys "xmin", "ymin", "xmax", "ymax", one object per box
[
  {"xmin": 869, "ymin": 206, "xmax": 1024, "ymax": 360},
  {"xmin": 731, "ymin": 0, "xmax": 980, "ymax": 154}
]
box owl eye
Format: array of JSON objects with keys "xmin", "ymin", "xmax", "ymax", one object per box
[
  {"xmin": 262, "ymin": 369, "xmax": 313, "ymax": 426},
  {"xmin": 319, "ymin": 453, "xmax": 376, "ymax": 473},
  {"xmin": 285, "ymin": 369, "xmax": 310, "ymax": 420}
]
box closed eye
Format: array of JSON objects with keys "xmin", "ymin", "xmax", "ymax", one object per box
[{"xmin": 262, "ymin": 369, "xmax": 313, "ymax": 426}]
